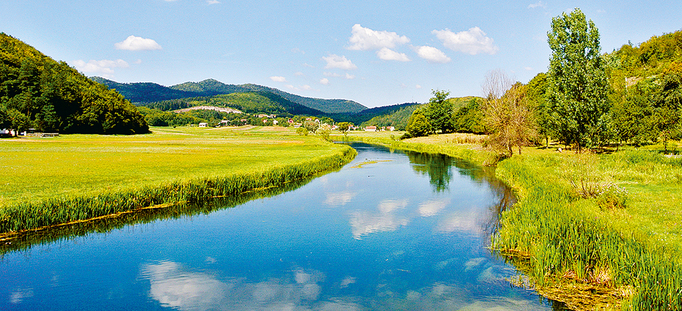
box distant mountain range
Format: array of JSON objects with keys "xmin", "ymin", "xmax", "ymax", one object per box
[{"xmin": 91, "ymin": 77, "xmax": 367, "ymax": 114}]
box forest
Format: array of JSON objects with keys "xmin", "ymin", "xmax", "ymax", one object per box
[{"xmin": 0, "ymin": 33, "xmax": 148, "ymax": 135}]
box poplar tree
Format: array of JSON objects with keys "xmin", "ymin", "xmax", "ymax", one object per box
[{"xmin": 546, "ymin": 8, "xmax": 609, "ymax": 151}]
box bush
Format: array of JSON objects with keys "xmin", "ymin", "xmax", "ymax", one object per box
[
  {"xmin": 296, "ymin": 127, "xmax": 309, "ymax": 136},
  {"xmin": 596, "ymin": 183, "xmax": 628, "ymax": 209}
]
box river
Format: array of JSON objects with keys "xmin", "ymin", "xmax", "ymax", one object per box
[{"xmin": 0, "ymin": 143, "xmax": 559, "ymax": 310}]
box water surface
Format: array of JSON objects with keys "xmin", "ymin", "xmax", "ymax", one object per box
[{"xmin": 0, "ymin": 143, "xmax": 553, "ymax": 310}]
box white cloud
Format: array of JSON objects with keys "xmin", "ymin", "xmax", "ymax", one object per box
[
  {"xmin": 433, "ymin": 27, "xmax": 499, "ymax": 55},
  {"xmin": 301, "ymin": 85, "xmax": 312, "ymax": 90},
  {"xmin": 320, "ymin": 78, "xmax": 330, "ymax": 85},
  {"xmin": 72, "ymin": 59, "xmax": 129, "ymax": 77},
  {"xmin": 322, "ymin": 54, "xmax": 357, "ymax": 70},
  {"xmin": 324, "ymin": 72, "xmax": 341, "ymax": 77},
  {"xmin": 115, "ymin": 35, "xmax": 162, "ymax": 51},
  {"xmin": 294, "ymin": 71, "xmax": 304, "ymax": 76},
  {"xmin": 270, "ymin": 76, "xmax": 287, "ymax": 82},
  {"xmin": 207, "ymin": 0, "xmax": 220, "ymax": 4},
  {"xmin": 347, "ymin": 24, "xmax": 410, "ymax": 51},
  {"xmin": 415, "ymin": 46, "xmax": 451, "ymax": 63},
  {"xmin": 345, "ymin": 73, "xmax": 355, "ymax": 80},
  {"xmin": 524, "ymin": 66, "xmax": 533, "ymax": 71},
  {"xmin": 528, "ymin": 1, "xmax": 546, "ymax": 9},
  {"xmin": 416, "ymin": 84, "xmax": 422, "ymax": 89},
  {"xmin": 377, "ymin": 47, "xmax": 410, "ymax": 62}
]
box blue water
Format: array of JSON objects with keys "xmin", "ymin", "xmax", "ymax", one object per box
[{"xmin": 0, "ymin": 143, "xmax": 553, "ymax": 310}]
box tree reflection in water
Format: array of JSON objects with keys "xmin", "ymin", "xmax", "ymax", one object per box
[
  {"xmin": 405, "ymin": 151, "xmax": 454, "ymax": 192},
  {"xmin": 404, "ymin": 149, "xmax": 516, "ymax": 240}
]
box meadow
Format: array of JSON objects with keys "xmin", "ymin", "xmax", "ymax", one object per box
[
  {"xmin": 341, "ymin": 130, "xmax": 682, "ymax": 310},
  {"xmin": 0, "ymin": 126, "xmax": 356, "ymax": 234}
]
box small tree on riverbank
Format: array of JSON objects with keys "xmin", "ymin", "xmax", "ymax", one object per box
[
  {"xmin": 337, "ymin": 122, "xmax": 352, "ymax": 137},
  {"xmin": 405, "ymin": 109, "xmax": 432, "ymax": 137},
  {"xmin": 481, "ymin": 69, "xmax": 537, "ymax": 157}
]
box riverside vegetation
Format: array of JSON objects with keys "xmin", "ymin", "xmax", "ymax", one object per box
[
  {"xmin": 0, "ymin": 126, "xmax": 356, "ymax": 236},
  {"xmin": 341, "ymin": 130, "xmax": 682, "ymax": 310}
]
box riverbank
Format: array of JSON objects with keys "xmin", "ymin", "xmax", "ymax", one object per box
[
  {"xmin": 0, "ymin": 126, "xmax": 356, "ymax": 236},
  {"xmin": 341, "ymin": 131, "xmax": 682, "ymax": 310}
]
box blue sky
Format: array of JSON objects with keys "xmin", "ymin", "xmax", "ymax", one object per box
[{"xmin": 2, "ymin": 0, "xmax": 680, "ymax": 108}]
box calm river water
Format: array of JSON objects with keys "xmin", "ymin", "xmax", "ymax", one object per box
[{"xmin": 0, "ymin": 143, "xmax": 557, "ymax": 310}]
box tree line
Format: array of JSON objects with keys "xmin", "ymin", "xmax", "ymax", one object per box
[
  {"xmin": 406, "ymin": 8, "xmax": 682, "ymax": 156},
  {"xmin": 0, "ymin": 33, "xmax": 148, "ymax": 135}
]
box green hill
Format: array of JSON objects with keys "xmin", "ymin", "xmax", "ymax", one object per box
[
  {"xmin": 95, "ymin": 77, "xmax": 366, "ymax": 114},
  {"xmin": 353, "ymin": 97, "xmax": 484, "ymax": 131},
  {"xmin": 333, "ymin": 102, "xmax": 421, "ymax": 129},
  {"xmin": 144, "ymin": 91, "xmax": 325, "ymax": 116},
  {"xmin": 90, "ymin": 77, "xmax": 204, "ymax": 103},
  {"xmin": 0, "ymin": 33, "xmax": 148, "ymax": 134}
]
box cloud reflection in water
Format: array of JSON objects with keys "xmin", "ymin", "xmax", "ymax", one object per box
[
  {"xmin": 349, "ymin": 199, "xmax": 409, "ymax": 239},
  {"xmin": 140, "ymin": 262, "xmax": 332, "ymax": 311}
]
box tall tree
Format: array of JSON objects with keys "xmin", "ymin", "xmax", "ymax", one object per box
[
  {"xmin": 546, "ymin": 8, "xmax": 609, "ymax": 151},
  {"xmin": 422, "ymin": 89, "xmax": 455, "ymax": 134}
]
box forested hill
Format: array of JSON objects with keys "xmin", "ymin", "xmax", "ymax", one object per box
[
  {"xmin": 143, "ymin": 91, "xmax": 326, "ymax": 116},
  {"xmin": 94, "ymin": 77, "xmax": 367, "ymax": 114},
  {"xmin": 0, "ymin": 33, "xmax": 148, "ymax": 134}
]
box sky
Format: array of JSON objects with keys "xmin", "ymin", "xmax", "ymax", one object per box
[{"xmin": 2, "ymin": 0, "xmax": 681, "ymax": 108}]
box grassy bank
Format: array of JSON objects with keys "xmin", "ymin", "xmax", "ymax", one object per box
[
  {"xmin": 341, "ymin": 131, "xmax": 682, "ymax": 310},
  {"xmin": 0, "ymin": 126, "xmax": 356, "ymax": 235}
]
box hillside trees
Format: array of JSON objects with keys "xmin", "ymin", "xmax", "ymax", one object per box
[
  {"xmin": 0, "ymin": 33, "xmax": 148, "ymax": 135},
  {"xmin": 546, "ymin": 8, "xmax": 609, "ymax": 151}
]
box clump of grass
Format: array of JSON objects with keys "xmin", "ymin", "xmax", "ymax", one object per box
[{"xmin": 595, "ymin": 183, "xmax": 628, "ymax": 210}]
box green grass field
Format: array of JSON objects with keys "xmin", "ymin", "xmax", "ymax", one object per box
[
  {"xmin": 0, "ymin": 126, "xmax": 356, "ymax": 233},
  {"xmin": 0, "ymin": 126, "xmax": 342, "ymax": 206}
]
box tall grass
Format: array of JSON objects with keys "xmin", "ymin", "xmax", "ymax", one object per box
[{"xmin": 492, "ymin": 151, "xmax": 682, "ymax": 310}]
